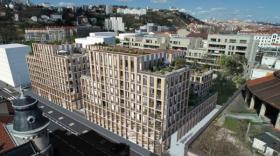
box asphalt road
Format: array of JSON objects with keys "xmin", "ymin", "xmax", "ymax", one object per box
[
  {"xmin": 38, "ymin": 103, "xmax": 90, "ymax": 135},
  {"xmin": 0, "ymin": 86, "xmax": 146, "ymax": 156},
  {"xmin": 0, "ymin": 87, "xmax": 90, "ymax": 136}
]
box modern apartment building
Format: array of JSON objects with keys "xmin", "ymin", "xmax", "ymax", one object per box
[
  {"xmin": 254, "ymin": 33, "xmax": 280, "ymax": 48},
  {"xmin": 135, "ymin": 23, "xmax": 174, "ymax": 33},
  {"xmin": 207, "ymin": 34, "xmax": 258, "ymax": 63},
  {"xmin": 251, "ymin": 54, "xmax": 280, "ymax": 79},
  {"xmin": 25, "ymin": 26, "xmax": 76, "ymax": 42},
  {"xmin": 75, "ymin": 32, "xmax": 116, "ymax": 48},
  {"xmin": 81, "ymin": 46, "xmax": 192, "ymax": 155},
  {"xmin": 185, "ymin": 49, "xmax": 219, "ymax": 69},
  {"xmin": 122, "ymin": 34, "xmax": 202, "ymax": 51},
  {"xmin": 104, "ymin": 17, "xmax": 125, "ymax": 32},
  {"xmin": 190, "ymin": 69, "xmax": 213, "ymax": 97},
  {"xmin": 117, "ymin": 8, "xmax": 147, "ymax": 16},
  {"xmin": 207, "ymin": 34, "xmax": 259, "ymax": 76},
  {"xmin": 122, "ymin": 34, "xmax": 169, "ymax": 50},
  {"xmin": 0, "ymin": 44, "xmax": 31, "ymax": 87},
  {"xmin": 169, "ymin": 36, "xmax": 203, "ymax": 50},
  {"xmin": 26, "ymin": 43, "xmax": 90, "ymax": 111}
]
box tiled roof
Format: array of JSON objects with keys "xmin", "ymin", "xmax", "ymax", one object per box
[
  {"xmin": 247, "ymin": 71, "xmax": 280, "ymax": 109},
  {"xmin": 187, "ymin": 33, "xmax": 208, "ymax": 39},
  {"xmin": 0, "ymin": 116, "xmax": 13, "ymax": 124},
  {"xmin": 0, "ymin": 123, "xmax": 15, "ymax": 153}
]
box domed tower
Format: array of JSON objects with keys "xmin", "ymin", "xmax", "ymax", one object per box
[{"xmin": 11, "ymin": 91, "xmax": 53, "ymax": 156}]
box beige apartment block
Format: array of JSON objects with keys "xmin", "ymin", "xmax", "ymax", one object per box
[
  {"xmin": 207, "ymin": 34, "xmax": 259, "ymax": 77},
  {"xmin": 207, "ymin": 34, "xmax": 258, "ymax": 62},
  {"xmin": 81, "ymin": 46, "xmax": 191, "ymax": 155},
  {"xmin": 25, "ymin": 26, "xmax": 76, "ymax": 42},
  {"xmin": 190, "ymin": 69, "xmax": 214, "ymax": 97},
  {"xmin": 26, "ymin": 43, "xmax": 90, "ymax": 111},
  {"xmin": 169, "ymin": 36, "xmax": 203, "ymax": 50},
  {"xmin": 122, "ymin": 34, "xmax": 169, "ymax": 49}
]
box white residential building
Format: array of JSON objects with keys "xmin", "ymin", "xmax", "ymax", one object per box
[
  {"xmin": 105, "ymin": 5, "xmax": 113, "ymax": 14},
  {"xmin": 117, "ymin": 33, "xmax": 136, "ymax": 42},
  {"xmin": 89, "ymin": 32, "xmax": 117, "ymax": 37},
  {"xmin": 122, "ymin": 34, "xmax": 169, "ymax": 49},
  {"xmin": 50, "ymin": 14, "xmax": 62, "ymax": 21},
  {"xmin": 117, "ymin": 8, "xmax": 147, "ymax": 16},
  {"xmin": 207, "ymin": 34, "xmax": 258, "ymax": 62},
  {"xmin": 0, "ymin": 44, "xmax": 31, "ymax": 87},
  {"xmin": 169, "ymin": 36, "xmax": 203, "ymax": 50},
  {"xmin": 104, "ymin": 17, "xmax": 125, "ymax": 32},
  {"xmin": 207, "ymin": 34, "xmax": 259, "ymax": 77},
  {"xmin": 136, "ymin": 23, "xmax": 172, "ymax": 33},
  {"xmin": 251, "ymin": 55, "xmax": 280, "ymax": 79},
  {"xmin": 252, "ymin": 132, "xmax": 280, "ymax": 156},
  {"xmin": 75, "ymin": 35, "xmax": 115, "ymax": 48},
  {"xmin": 254, "ymin": 33, "xmax": 280, "ymax": 48},
  {"xmin": 76, "ymin": 32, "xmax": 117, "ymax": 48}
]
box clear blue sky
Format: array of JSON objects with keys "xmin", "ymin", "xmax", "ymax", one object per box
[{"xmin": 35, "ymin": 0, "xmax": 280, "ymax": 23}]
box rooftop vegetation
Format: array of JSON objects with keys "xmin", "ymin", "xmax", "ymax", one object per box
[
  {"xmin": 148, "ymin": 57, "xmax": 187, "ymax": 75},
  {"xmin": 101, "ymin": 46, "xmax": 150, "ymax": 55}
]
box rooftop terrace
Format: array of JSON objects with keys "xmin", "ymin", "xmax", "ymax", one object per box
[{"xmin": 88, "ymin": 45, "xmax": 165, "ymax": 56}]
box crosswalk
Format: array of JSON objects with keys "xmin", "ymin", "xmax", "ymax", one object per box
[{"xmin": 7, "ymin": 96, "xmax": 17, "ymax": 101}]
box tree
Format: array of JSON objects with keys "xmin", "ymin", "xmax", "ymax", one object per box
[
  {"xmin": 219, "ymin": 55, "xmax": 247, "ymax": 76},
  {"xmin": 174, "ymin": 58, "xmax": 187, "ymax": 69},
  {"xmin": 219, "ymin": 55, "xmax": 247, "ymax": 88},
  {"xmin": 232, "ymin": 75, "xmax": 246, "ymax": 88},
  {"xmin": 115, "ymin": 38, "xmax": 120, "ymax": 44}
]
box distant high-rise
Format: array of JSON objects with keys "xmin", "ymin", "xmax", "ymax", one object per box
[
  {"xmin": 104, "ymin": 17, "xmax": 125, "ymax": 32},
  {"xmin": 105, "ymin": 5, "xmax": 113, "ymax": 14}
]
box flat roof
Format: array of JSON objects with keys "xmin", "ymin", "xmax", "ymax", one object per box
[
  {"xmin": 89, "ymin": 45, "xmax": 165, "ymax": 56},
  {"xmin": 0, "ymin": 44, "xmax": 29, "ymax": 49},
  {"xmin": 255, "ymin": 132, "xmax": 280, "ymax": 152}
]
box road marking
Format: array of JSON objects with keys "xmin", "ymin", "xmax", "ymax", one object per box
[
  {"xmin": 43, "ymin": 113, "xmax": 79, "ymax": 136},
  {"xmin": 7, "ymin": 96, "xmax": 16, "ymax": 101},
  {"xmin": 2, "ymin": 88, "xmax": 17, "ymax": 98},
  {"xmin": 3, "ymin": 88, "xmax": 12, "ymax": 94},
  {"xmin": 82, "ymin": 130, "xmax": 88, "ymax": 134},
  {"xmin": 48, "ymin": 111, "xmax": 53, "ymax": 114},
  {"xmin": 58, "ymin": 117, "xmax": 64, "ymax": 120},
  {"xmin": 68, "ymin": 123, "xmax": 75, "ymax": 126},
  {"xmin": 39, "ymin": 105, "xmax": 45, "ymax": 109}
]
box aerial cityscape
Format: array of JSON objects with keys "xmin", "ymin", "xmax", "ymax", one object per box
[{"xmin": 0, "ymin": 0, "xmax": 280, "ymax": 156}]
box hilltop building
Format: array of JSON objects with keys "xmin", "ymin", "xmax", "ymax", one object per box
[{"xmin": 104, "ymin": 17, "xmax": 125, "ymax": 32}]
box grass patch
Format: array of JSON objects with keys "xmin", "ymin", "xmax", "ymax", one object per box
[{"xmin": 224, "ymin": 117, "xmax": 240, "ymax": 131}]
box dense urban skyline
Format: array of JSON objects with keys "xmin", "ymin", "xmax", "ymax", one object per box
[{"xmin": 35, "ymin": 0, "xmax": 280, "ymax": 23}]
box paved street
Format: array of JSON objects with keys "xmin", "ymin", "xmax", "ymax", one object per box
[{"xmin": 0, "ymin": 83, "xmax": 147, "ymax": 156}]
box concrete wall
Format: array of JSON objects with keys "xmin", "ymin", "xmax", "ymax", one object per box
[
  {"xmin": 0, "ymin": 44, "xmax": 31, "ymax": 87},
  {"xmin": 252, "ymin": 138, "xmax": 266, "ymax": 153},
  {"xmin": 251, "ymin": 68, "xmax": 275, "ymax": 79}
]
